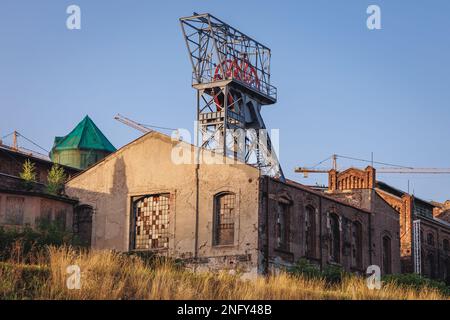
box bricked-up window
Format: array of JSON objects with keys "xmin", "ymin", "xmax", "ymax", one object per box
[
  {"xmin": 213, "ymin": 192, "xmax": 236, "ymax": 246},
  {"xmin": 351, "ymin": 221, "xmax": 363, "ymax": 269},
  {"xmin": 305, "ymin": 206, "xmax": 316, "ymax": 258},
  {"xmin": 382, "ymin": 235, "xmax": 392, "ymax": 274},
  {"xmin": 329, "ymin": 213, "xmax": 340, "ymax": 263},
  {"xmin": 133, "ymin": 194, "xmax": 170, "ymax": 250},
  {"xmin": 276, "ymin": 201, "xmax": 290, "ymax": 250}
]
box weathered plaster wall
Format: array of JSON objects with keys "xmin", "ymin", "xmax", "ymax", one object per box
[{"xmin": 66, "ymin": 132, "xmax": 261, "ymax": 275}]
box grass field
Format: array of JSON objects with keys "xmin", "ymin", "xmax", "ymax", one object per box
[{"xmin": 0, "ymin": 246, "xmax": 447, "ymax": 300}]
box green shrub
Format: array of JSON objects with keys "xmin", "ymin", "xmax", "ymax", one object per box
[
  {"xmin": 383, "ymin": 273, "xmax": 450, "ymax": 296},
  {"xmin": 289, "ymin": 259, "xmax": 352, "ymax": 285},
  {"xmin": 0, "ymin": 221, "xmax": 81, "ymax": 263},
  {"xmin": 0, "ymin": 262, "xmax": 50, "ymax": 299},
  {"xmin": 46, "ymin": 164, "xmax": 66, "ymax": 195},
  {"xmin": 19, "ymin": 159, "xmax": 37, "ymax": 190},
  {"xmin": 289, "ymin": 258, "xmax": 322, "ymax": 279},
  {"xmin": 322, "ymin": 264, "xmax": 349, "ymax": 285}
]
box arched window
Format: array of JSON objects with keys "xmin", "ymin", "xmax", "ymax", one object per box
[
  {"xmin": 213, "ymin": 192, "xmax": 236, "ymax": 246},
  {"xmin": 276, "ymin": 200, "xmax": 290, "ymax": 250},
  {"xmin": 352, "ymin": 221, "xmax": 363, "ymax": 269},
  {"xmin": 305, "ymin": 206, "xmax": 316, "ymax": 258},
  {"xmin": 443, "ymin": 239, "xmax": 449, "ymax": 252},
  {"xmin": 427, "ymin": 233, "xmax": 435, "ymax": 246},
  {"xmin": 382, "ymin": 235, "xmax": 392, "ymax": 274},
  {"xmin": 329, "ymin": 213, "xmax": 340, "ymax": 263}
]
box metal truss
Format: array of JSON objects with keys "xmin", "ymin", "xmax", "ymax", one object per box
[
  {"xmin": 181, "ymin": 13, "xmax": 284, "ymax": 181},
  {"xmin": 180, "ymin": 12, "xmax": 276, "ymax": 101},
  {"xmin": 413, "ymin": 219, "xmax": 422, "ymax": 275}
]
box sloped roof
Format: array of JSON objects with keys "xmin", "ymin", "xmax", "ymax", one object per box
[{"xmin": 51, "ymin": 116, "xmax": 116, "ymax": 153}]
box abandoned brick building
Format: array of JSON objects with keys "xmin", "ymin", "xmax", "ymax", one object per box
[
  {"xmin": 326, "ymin": 167, "xmax": 450, "ymax": 282},
  {"xmin": 0, "ymin": 144, "xmax": 79, "ymax": 233},
  {"xmin": 65, "ymin": 132, "xmax": 401, "ymax": 276}
]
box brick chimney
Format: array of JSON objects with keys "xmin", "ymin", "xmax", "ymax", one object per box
[
  {"xmin": 365, "ymin": 166, "xmax": 376, "ymax": 189},
  {"xmin": 328, "ymin": 169, "xmax": 338, "ymax": 192}
]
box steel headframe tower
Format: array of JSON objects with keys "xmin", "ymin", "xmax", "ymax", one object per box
[{"xmin": 180, "ymin": 13, "xmax": 285, "ymax": 181}]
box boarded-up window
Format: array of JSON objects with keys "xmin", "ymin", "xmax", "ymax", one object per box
[
  {"xmin": 213, "ymin": 193, "xmax": 235, "ymax": 246},
  {"xmin": 55, "ymin": 209, "xmax": 67, "ymax": 230},
  {"xmin": 39, "ymin": 199, "xmax": 53, "ymax": 226},
  {"xmin": 5, "ymin": 196, "xmax": 25, "ymax": 225},
  {"xmin": 133, "ymin": 194, "xmax": 170, "ymax": 250}
]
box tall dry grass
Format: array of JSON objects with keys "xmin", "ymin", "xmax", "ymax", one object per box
[{"xmin": 0, "ymin": 246, "xmax": 447, "ymax": 300}]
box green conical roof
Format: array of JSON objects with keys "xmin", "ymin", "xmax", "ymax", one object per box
[{"xmin": 51, "ymin": 116, "xmax": 116, "ymax": 153}]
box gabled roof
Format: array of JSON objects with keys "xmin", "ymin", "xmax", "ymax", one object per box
[
  {"xmin": 51, "ymin": 116, "xmax": 116, "ymax": 153},
  {"xmin": 376, "ymin": 180, "xmax": 434, "ymax": 208}
]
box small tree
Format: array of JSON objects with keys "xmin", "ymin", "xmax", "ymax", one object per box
[
  {"xmin": 47, "ymin": 164, "xmax": 66, "ymax": 195},
  {"xmin": 20, "ymin": 159, "xmax": 37, "ymax": 189}
]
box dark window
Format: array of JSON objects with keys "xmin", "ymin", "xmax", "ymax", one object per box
[
  {"xmin": 133, "ymin": 194, "xmax": 170, "ymax": 250},
  {"xmin": 305, "ymin": 206, "xmax": 316, "ymax": 258},
  {"xmin": 428, "ymin": 253, "xmax": 436, "ymax": 278},
  {"xmin": 276, "ymin": 201, "xmax": 290, "ymax": 250},
  {"xmin": 329, "ymin": 213, "xmax": 340, "ymax": 263},
  {"xmin": 213, "ymin": 193, "xmax": 235, "ymax": 246},
  {"xmin": 427, "ymin": 233, "xmax": 435, "ymax": 246},
  {"xmin": 55, "ymin": 209, "xmax": 67, "ymax": 231},
  {"xmin": 352, "ymin": 221, "xmax": 363, "ymax": 269},
  {"xmin": 73, "ymin": 205, "xmax": 93, "ymax": 247},
  {"xmin": 382, "ymin": 235, "xmax": 392, "ymax": 274},
  {"xmin": 444, "ymin": 239, "xmax": 450, "ymax": 252}
]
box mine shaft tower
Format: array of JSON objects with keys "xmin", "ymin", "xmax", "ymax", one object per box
[{"xmin": 180, "ymin": 13, "xmax": 284, "ymax": 180}]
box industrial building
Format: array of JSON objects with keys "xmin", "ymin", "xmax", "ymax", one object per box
[
  {"xmin": 1, "ymin": 13, "xmax": 449, "ymax": 282},
  {"xmin": 0, "ymin": 144, "xmax": 78, "ymax": 233},
  {"xmin": 0, "ymin": 115, "xmax": 113, "ymax": 246},
  {"xmin": 65, "ymin": 131, "xmax": 401, "ymax": 276},
  {"xmin": 326, "ymin": 167, "xmax": 450, "ymax": 282}
]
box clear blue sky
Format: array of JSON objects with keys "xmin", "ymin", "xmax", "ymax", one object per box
[{"xmin": 1, "ymin": 0, "xmax": 449, "ymax": 202}]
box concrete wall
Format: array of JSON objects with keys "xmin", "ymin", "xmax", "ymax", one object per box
[{"xmin": 66, "ymin": 132, "xmax": 261, "ymax": 276}]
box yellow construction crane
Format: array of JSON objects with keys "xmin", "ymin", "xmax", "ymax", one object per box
[
  {"xmin": 114, "ymin": 114, "xmax": 153, "ymax": 134},
  {"xmin": 295, "ymin": 154, "xmax": 450, "ymax": 178}
]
